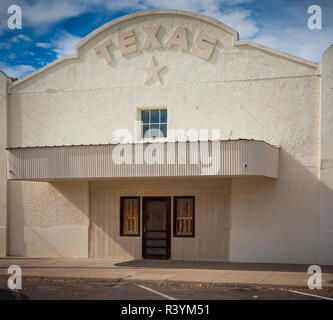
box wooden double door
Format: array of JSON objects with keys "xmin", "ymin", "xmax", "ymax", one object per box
[{"xmin": 142, "ymin": 197, "xmax": 171, "ymax": 259}]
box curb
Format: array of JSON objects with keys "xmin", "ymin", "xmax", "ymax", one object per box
[{"xmin": 1, "ymin": 274, "xmax": 333, "ymax": 292}]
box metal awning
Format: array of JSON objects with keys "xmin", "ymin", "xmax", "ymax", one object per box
[{"xmin": 7, "ymin": 140, "xmax": 279, "ymax": 181}]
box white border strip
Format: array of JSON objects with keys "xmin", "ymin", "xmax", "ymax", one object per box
[
  {"xmin": 137, "ymin": 284, "xmax": 178, "ymax": 300},
  {"xmin": 288, "ymin": 290, "xmax": 333, "ymax": 300}
]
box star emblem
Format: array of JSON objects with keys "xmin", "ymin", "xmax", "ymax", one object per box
[{"xmin": 141, "ymin": 57, "xmax": 165, "ymax": 85}]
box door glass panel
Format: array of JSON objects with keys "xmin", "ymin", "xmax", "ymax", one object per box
[{"xmin": 146, "ymin": 200, "xmax": 166, "ymax": 231}]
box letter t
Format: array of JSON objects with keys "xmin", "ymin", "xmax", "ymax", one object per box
[{"xmin": 95, "ymin": 39, "xmax": 113, "ymax": 64}]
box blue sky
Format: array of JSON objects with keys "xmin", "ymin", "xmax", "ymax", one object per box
[{"xmin": 0, "ymin": 0, "xmax": 332, "ymax": 78}]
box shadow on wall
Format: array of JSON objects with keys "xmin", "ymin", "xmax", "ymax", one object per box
[
  {"xmin": 8, "ymin": 181, "xmax": 26, "ymax": 256},
  {"xmin": 8, "ymin": 180, "xmax": 90, "ymax": 257}
]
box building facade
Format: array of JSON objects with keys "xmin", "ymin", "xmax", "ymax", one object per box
[{"xmin": 0, "ymin": 10, "xmax": 332, "ymax": 264}]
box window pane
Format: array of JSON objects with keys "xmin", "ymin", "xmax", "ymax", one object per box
[
  {"xmin": 150, "ymin": 124, "xmax": 160, "ymax": 138},
  {"xmin": 143, "ymin": 124, "xmax": 150, "ymax": 138},
  {"xmin": 142, "ymin": 110, "xmax": 149, "ymax": 124},
  {"xmin": 174, "ymin": 198, "xmax": 194, "ymax": 237},
  {"xmin": 161, "ymin": 109, "xmax": 167, "ymax": 123},
  {"xmin": 121, "ymin": 198, "xmax": 139, "ymax": 236},
  {"xmin": 150, "ymin": 109, "xmax": 159, "ymax": 123},
  {"xmin": 141, "ymin": 108, "xmax": 168, "ymax": 139},
  {"xmin": 160, "ymin": 124, "xmax": 167, "ymax": 138}
]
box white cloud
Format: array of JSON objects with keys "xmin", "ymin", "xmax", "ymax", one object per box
[
  {"xmin": 34, "ymin": 32, "xmax": 81, "ymax": 58},
  {"xmin": 219, "ymin": 9, "xmax": 259, "ymax": 38},
  {"xmin": 119, "ymin": 0, "xmax": 260, "ymax": 38},
  {"xmin": 36, "ymin": 42, "xmax": 52, "ymax": 49},
  {"xmin": 20, "ymin": 0, "xmax": 145, "ymax": 27},
  {"xmin": 52, "ymin": 32, "xmax": 82, "ymax": 58},
  {"xmin": 16, "ymin": 0, "xmax": 257, "ymax": 34},
  {"xmin": 253, "ymin": 26, "xmax": 333, "ymax": 63},
  {"xmin": 0, "ymin": 63, "xmax": 35, "ymax": 78},
  {"xmin": 22, "ymin": 0, "xmax": 87, "ymax": 26},
  {"xmin": 36, "ymin": 58, "xmax": 47, "ymax": 66},
  {"xmin": 0, "ymin": 0, "xmax": 260, "ymax": 43},
  {"xmin": 11, "ymin": 34, "xmax": 32, "ymax": 42},
  {"xmin": 103, "ymin": 0, "xmax": 148, "ymax": 11},
  {"xmin": 250, "ymin": 1, "xmax": 333, "ymax": 62},
  {"xmin": 0, "ymin": 42, "xmax": 12, "ymax": 49},
  {"xmin": 8, "ymin": 53, "xmax": 16, "ymax": 60}
]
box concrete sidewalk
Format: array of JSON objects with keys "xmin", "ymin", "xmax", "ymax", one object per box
[{"xmin": 1, "ymin": 258, "xmax": 333, "ymax": 289}]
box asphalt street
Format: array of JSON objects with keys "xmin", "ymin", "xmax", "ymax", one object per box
[{"xmin": 0, "ymin": 279, "xmax": 333, "ymax": 300}]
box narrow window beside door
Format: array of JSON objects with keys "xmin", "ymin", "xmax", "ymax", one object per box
[
  {"xmin": 120, "ymin": 197, "xmax": 140, "ymax": 236},
  {"xmin": 173, "ymin": 196, "xmax": 195, "ymax": 237}
]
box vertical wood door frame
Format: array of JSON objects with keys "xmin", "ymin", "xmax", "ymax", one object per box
[{"xmin": 88, "ymin": 181, "xmax": 92, "ymax": 258}]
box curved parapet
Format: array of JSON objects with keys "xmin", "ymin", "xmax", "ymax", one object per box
[{"xmin": 9, "ymin": 9, "xmax": 318, "ymax": 88}]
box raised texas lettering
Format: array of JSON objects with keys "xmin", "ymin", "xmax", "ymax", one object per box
[
  {"xmin": 94, "ymin": 39, "xmax": 113, "ymax": 64},
  {"xmin": 95, "ymin": 25, "xmax": 217, "ymax": 63},
  {"xmin": 142, "ymin": 25, "xmax": 162, "ymax": 50},
  {"xmin": 191, "ymin": 31, "xmax": 217, "ymax": 61},
  {"xmin": 117, "ymin": 29, "xmax": 137, "ymax": 56},
  {"xmin": 165, "ymin": 26, "xmax": 188, "ymax": 51}
]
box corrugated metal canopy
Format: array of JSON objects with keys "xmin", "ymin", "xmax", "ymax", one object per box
[{"xmin": 7, "ymin": 140, "xmax": 279, "ymax": 181}]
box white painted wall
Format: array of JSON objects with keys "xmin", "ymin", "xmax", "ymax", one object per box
[
  {"xmin": 8, "ymin": 11, "xmax": 318, "ymax": 149},
  {"xmin": 0, "ymin": 72, "xmax": 8, "ymax": 256},
  {"xmin": 230, "ymin": 174, "xmax": 320, "ymax": 264},
  {"xmin": 3, "ymin": 10, "xmax": 332, "ymax": 263},
  {"xmin": 319, "ymin": 45, "xmax": 333, "ymax": 265},
  {"xmin": 8, "ymin": 181, "xmax": 89, "ymax": 257}
]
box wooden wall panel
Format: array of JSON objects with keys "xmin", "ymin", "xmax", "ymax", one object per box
[{"xmin": 89, "ymin": 178, "xmax": 230, "ymax": 261}]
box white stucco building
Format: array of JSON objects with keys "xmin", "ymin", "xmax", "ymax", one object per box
[{"xmin": 0, "ymin": 10, "xmax": 332, "ymax": 264}]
